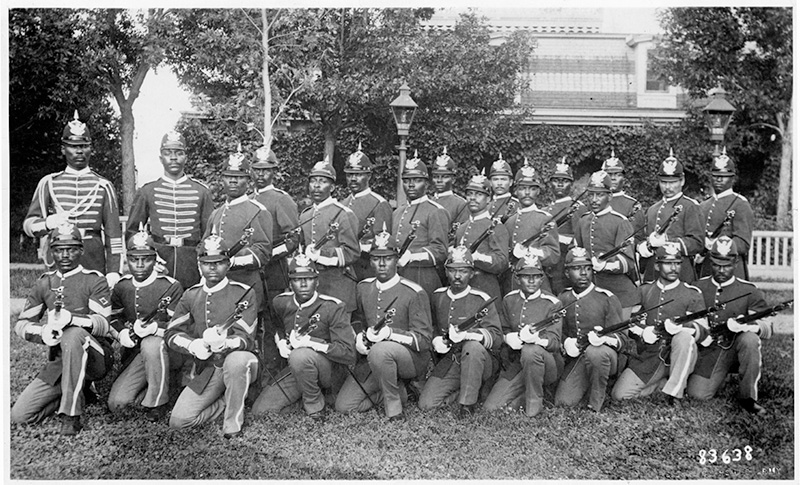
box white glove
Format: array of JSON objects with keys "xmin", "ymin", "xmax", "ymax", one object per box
[
  {"xmin": 704, "ymin": 237, "xmax": 716, "ymax": 251},
  {"xmin": 154, "ymin": 255, "xmax": 168, "ymax": 275},
  {"xmin": 587, "ymin": 330, "xmax": 606, "ymax": 347},
  {"xmin": 463, "ymin": 331, "xmax": 484, "ymax": 342},
  {"xmin": 355, "ymin": 332, "xmax": 370, "ymax": 355},
  {"xmin": 133, "ymin": 319, "xmax": 158, "ymax": 339},
  {"xmin": 648, "ymin": 232, "xmax": 667, "ymax": 248},
  {"xmin": 512, "ymin": 243, "xmax": 527, "ymax": 259},
  {"xmin": 518, "ymin": 325, "xmax": 538, "ymax": 344},
  {"xmin": 359, "ymin": 242, "xmax": 372, "ymax": 253},
  {"xmin": 272, "ymin": 243, "xmax": 289, "ymax": 257},
  {"xmin": 202, "ymin": 327, "xmax": 227, "ymax": 352},
  {"xmin": 188, "ymin": 339, "xmax": 212, "ymax": 360},
  {"xmin": 118, "ymin": 328, "xmax": 137, "ymax": 348},
  {"xmin": 628, "ymin": 324, "xmax": 644, "ymax": 336},
  {"xmin": 563, "ymin": 337, "xmax": 580, "ymax": 358},
  {"xmin": 700, "ymin": 335, "xmax": 714, "ymax": 347},
  {"xmin": 664, "ymin": 318, "xmax": 695, "ymax": 336},
  {"xmin": 641, "ymin": 326, "xmax": 659, "ymax": 344},
  {"xmin": 397, "ymin": 251, "xmax": 412, "ymax": 267},
  {"xmin": 504, "ymin": 332, "xmax": 523, "ymax": 350},
  {"xmin": 432, "ymin": 335, "xmax": 452, "ymax": 354},
  {"xmin": 637, "ymin": 241, "xmax": 654, "ymax": 258},
  {"xmin": 366, "ymin": 325, "xmax": 391, "ymax": 343},
  {"xmin": 591, "ymin": 257, "xmax": 606, "ymax": 272},
  {"xmin": 47, "ymin": 309, "xmax": 72, "ymax": 329},
  {"xmin": 275, "ymin": 334, "xmax": 292, "ymax": 359},
  {"xmin": 305, "ymin": 245, "xmax": 321, "ymax": 262},
  {"xmin": 106, "ymin": 272, "xmax": 121, "ymax": 289},
  {"xmin": 45, "ymin": 212, "xmax": 70, "ymax": 229},
  {"xmin": 448, "ymin": 325, "xmax": 466, "ymax": 343},
  {"xmin": 472, "ymin": 252, "xmax": 492, "ymax": 264},
  {"xmin": 726, "ymin": 317, "xmax": 759, "ymax": 334},
  {"xmin": 693, "ymin": 253, "xmax": 705, "ymax": 266},
  {"xmin": 289, "ymin": 328, "xmax": 313, "ymax": 349}
]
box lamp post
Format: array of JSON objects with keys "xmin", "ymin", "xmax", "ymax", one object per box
[
  {"xmin": 390, "ymin": 83, "xmax": 418, "ymax": 205},
  {"xmin": 701, "ymin": 87, "xmax": 736, "ymax": 156}
]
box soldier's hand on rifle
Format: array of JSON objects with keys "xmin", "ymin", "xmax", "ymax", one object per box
[
  {"xmin": 47, "ymin": 308, "xmax": 72, "ymax": 329},
  {"xmin": 45, "ymin": 212, "xmax": 71, "ymax": 229},
  {"xmin": 188, "ymin": 338, "xmax": 212, "ymax": 360},
  {"xmin": 726, "ymin": 316, "xmax": 759, "ymax": 334},
  {"xmin": 503, "ymin": 332, "xmax": 523, "ymax": 350},
  {"xmin": 359, "ymin": 237, "xmax": 373, "ymax": 254},
  {"xmin": 432, "ymin": 335, "xmax": 452, "ymax": 354},
  {"xmin": 647, "ymin": 232, "xmax": 667, "ymax": 249},
  {"xmin": 275, "ymin": 334, "xmax": 292, "ymax": 359},
  {"xmin": 118, "ymin": 328, "xmax": 137, "ymax": 348},
  {"xmin": 106, "ymin": 272, "xmax": 121, "ymax": 289},
  {"xmin": 134, "ymin": 318, "xmax": 158, "ymax": 339},
  {"xmin": 397, "ymin": 250, "xmax": 412, "ymax": 268},
  {"xmin": 664, "ymin": 318, "xmax": 695, "ymax": 336},
  {"xmin": 471, "ymin": 251, "xmax": 492, "ymax": 264},
  {"xmin": 304, "ymin": 245, "xmax": 321, "ymax": 262},
  {"xmin": 463, "ymin": 331, "xmax": 484, "ymax": 342},
  {"xmin": 448, "ymin": 324, "xmax": 466, "ymax": 343},
  {"xmin": 704, "ymin": 236, "xmax": 716, "ymax": 251},
  {"xmin": 520, "ymin": 325, "xmax": 547, "ymax": 347},
  {"xmin": 154, "ymin": 254, "xmax": 168, "ymax": 275},
  {"xmin": 355, "ymin": 332, "xmax": 370, "ymax": 355},
  {"xmin": 641, "ymin": 326, "xmax": 659, "ymax": 344},
  {"xmin": 202, "ymin": 327, "xmax": 227, "ymax": 352},
  {"xmin": 563, "ymin": 337, "xmax": 580, "ymax": 357},
  {"xmin": 366, "ymin": 325, "xmax": 391, "ymax": 343},
  {"xmin": 289, "ymin": 328, "xmax": 312, "ymax": 349}
]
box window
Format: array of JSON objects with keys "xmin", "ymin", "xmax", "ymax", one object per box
[{"xmin": 645, "ymin": 49, "xmax": 668, "ymax": 92}]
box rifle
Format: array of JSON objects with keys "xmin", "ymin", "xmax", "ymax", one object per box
[
  {"xmin": 572, "ymin": 299, "xmax": 675, "ymax": 354},
  {"xmin": 526, "ymin": 299, "xmax": 578, "ymax": 334},
  {"xmin": 468, "ymin": 218, "xmax": 500, "ymax": 253},
  {"xmin": 519, "ymin": 191, "xmax": 587, "ymax": 247},
  {"xmin": 294, "ymin": 302, "xmax": 324, "ymax": 338},
  {"xmin": 498, "ymin": 199, "xmax": 518, "ymax": 224},
  {"xmin": 226, "ymin": 211, "xmax": 261, "ymax": 258},
  {"xmin": 441, "ymin": 297, "xmax": 498, "ymax": 350},
  {"xmin": 397, "ymin": 221, "xmax": 420, "ymax": 258},
  {"xmin": 273, "ymin": 217, "xmax": 316, "ymax": 248},
  {"xmin": 654, "ymin": 204, "xmax": 684, "ymax": 237},
  {"xmin": 598, "ymin": 225, "xmax": 648, "ymax": 261},
  {"xmin": 447, "ymin": 203, "xmax": 470, "ymax": 245},
  {"xmin": 673, "ymin": 293, "xmax": 751, "ymax": 326},
  {"xmin": 42, "ymin": 286, "xmax": 66, "ymax": 346},
  {"xmin": 708, "ymin": 299, "xmax": 793, "ymax": 349},
  {"xmin": 313, "ymin": 222, "xmax": 340, "ymax": 250},
  {"xmin": 358, "ymin": 201, "xmax": 381, "ymax": 240},
  {"xmin": 697, "ymin": 198, "xmax": 738, "ymax": 261},
  {"xmin": 205, "ymin": 293, "xmax": 252, "ymax": 362},
  {"xmin": 365, "ymin": 296, "xmax": 400, "ymax": 349},
  {"xmin": 128, "ymin": 287, "xmax": 174, "ymax": 346}
]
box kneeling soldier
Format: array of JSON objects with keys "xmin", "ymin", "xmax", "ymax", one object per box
[
  {"xmin": 420, "ymin": 245, "xmax": 502, "ymax": 416},
  {"xmin": 165, "ymin": 235, "xmax": 259, "ymax": 438},
  {"xmin": 12, "ymin": 223, "xmax": 113, "ymax": 435},
  {"xmin": 484, "ymin": 250, "xmax": 563, "ymax": 417},
  {"xmin": 252, "ymin": 253, "xmax": 356, "ymax": 419},
  {"xmin": 107, "ymin": 227, "xmax": 184, "ymax": 420},
  {"xmin": 335, "ymin": 227, "xmax": 433, "ymax": 420}
]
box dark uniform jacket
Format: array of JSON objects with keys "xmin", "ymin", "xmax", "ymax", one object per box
[
  {"xmin": 253, "ymin": 184, "xmax": 299, "ymax": 295},
  {"xmin": 641, "ymin": 193, "xmax": 703, "ymax": 282},
  {"xmin": 392, "ymin": 195, "xmax": 449, "ymax": 268},
  {"xmin": 342, "ymin": 188, "xmax": 393, "ymax": 280},
  {"xmin": 697, "ymin": 189, "xmax": 754, "ymax": 279}
]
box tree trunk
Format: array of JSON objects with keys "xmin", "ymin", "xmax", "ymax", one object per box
[
  {"xmin": 262, "ymin": 9, "xmax": 271, "ymax": 149},
  {"xmin": 119, "ymin": 101, "xmax": 136, "ymax": 214},
  {"xmin": 324, "ymin": 129, "xmax": 336, "ymax": 177},
  {"xmin": 776, "ymin": 104, "xmax": 792, "ymax": 229}
]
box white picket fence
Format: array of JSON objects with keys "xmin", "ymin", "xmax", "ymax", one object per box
[{"xmin": 748, "ymin": 230, "xmax": 794, "ymax": 281}]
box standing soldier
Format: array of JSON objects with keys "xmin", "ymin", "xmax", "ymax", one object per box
[
  {"xmin": 165, "ymin": 234, "xmax": 259, "ymax": 439},
  {"xmin": 574, "ymin": 170, "xmax": 640, "ymax": 319},
  {"xmin": 636, "ymin": 150, "xmax": 703, "ymax": 283},
  {"xmin": 556, "ymin": 247, "xmax": 631, "ymax": 412},
  {"xmin": 204, "ymin": 147, "xmax": 273, "ymax": 312},
  {"xmin": 452, "ymin": 172, "xmax": 509, "ymax": 303},
  {"xmin": 297, "ymin": 158, "xmax": 360, "ymax": 315},
  {"xmin": 107, "ymin": 227, "xmax": 184, "ymax": 421},
  {"xmin": 487, "ymin": 153, "xmax": 518, "ymax": 223},
  {"xmin": 250, "ymin": 145, "xmax": 299, "ymax": 377},
  {"xmin": 431, "ymin": 147, "xmax": 469, "ymax": 231},
  {"xmin": 392, "ymin": 152, "xmax": 449, "ymax": 295},
  {"xmin": 24, "ymin": 111, "xmax": 123, "ymax": 287},
  {"xmin": 603, "ymin": 150, "xmax": 645, "ymax": 282},
  {"xmin": 342, "ymin": 143, "xmax": 392, "ymax": 281},
  {"xmin": 11, "ymin": 223, "xmax": 113, "ymax": 435},
  {"xmin": 335, "ymin": 229, "xmax": 433, "ymax": 420},
  {"xmin": 504, "ymin": 158, "xmax": 560, "ymax": 295},
  {"xmin": 687, "ymin": 236, "xmax": 773, "ymax": 415},
  {"xmin": 126, "ymin": 130, "xmax": 214, "ymax": 289},
  {"xmin": 611, "ymin": 242, "xmax": 707, "ymax": 404},
  {"xmin": 252, "ymin": 253, "xmax": 356, "ymax": 420},
  {"xmin": 420, "ymin": 246, "xmax": 502, "ymax": 416},
  {"xmin": 545, "ymin": 158, "xmax": 589, "ymax": 295},
  {"xmin": 695, "ymin": 148, "xmax": 754, "ymax": 279},
  {"xmin": 484, "ymin": 251, "xmax": 563, "ymax": 417}
]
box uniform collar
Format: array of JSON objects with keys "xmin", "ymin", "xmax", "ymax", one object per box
[
  {"xmin": 663, "ymin": 192, "xmax": 683, "ymax": 203},
  {"xmin": 64, "ymin": 166, "xmax": 91, "ymax": 176},
  {"xmin": 712, "ymin": 276, "xmax": 736, "ymax": 289},
  {"xmin": 519, "ymin": 204, "xmax": 539, "ymax": 213},
  {"xmin": 226, "ymin": 194, "xmax": 250, "ymax": 207},
  {"xmin": 656, "ymin": 279, "xmax": 680, "ymax": 291},
  {"xmin": 294, "ymin": 292, "xmax": 319, "ymax": 309},
  {"xmin": 376, "ymin": 274, "xmax": 401, "ymax": 291},
  {"xmin": 435, "ymin": 190, "xmax": 454, "ymax": 198},
  {"xmin": 203, "ymin": 277, "xmax": 230, "ymax": 294},
  {"xmin": 611, "ymin": 191, "xmax": 626, "ymax": 198},
  {"xmin": 314, "ymin": 196, "xmax": 336, "ymax": 210},
  {"xmin": 56, "ymin": 265, "xmax": 83, "ymax": 279},
  {"xmin": 572, "ymin": 283, "xmax": 595, "ymax": 299},
  {"xmin": 714, "ymin": 188, "xmax": 734, "ymax": 199},
  {"xmin": 470, "ymin": 209, "xmax": 490, "ymax": 222},
  {"xmin": 553, "ymin": 195, "xmax": 572, "ymax": 204},
  {"xmin": 494, "ymin": 193, "xmax": 511, "ymax": 201},
  {"xmin": 161, "ymin": 174, "xmax": 188, "ymax": 185},
  {"xmin": 352, "ymin": 188, "xmax": 372, "ymax": 199},
  {"xmin": 447, "ymin": 286, "xmax": 472, "ymax": 300},
  {"xmin": 131, "ymin": 272, "xmax": 158, "ymax": 288},
  {"xmin": 256, "ymin": 184, "xmax": 275, "ymax": 194},
  {"xmin": 523, "ymin": 289, "xmax": 542, "ymax": 301},
  {"xmin": 593, "ymin": 206, "xmax": 612, "ymax": 216},
  {"xmin": 409, "ymin": 195, "xmax": 430, "ymax": 206}
]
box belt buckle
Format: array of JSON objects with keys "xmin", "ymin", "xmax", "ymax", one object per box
[{"xmin": 167, "ymin": 236, "xmax": 184, "ymax": 247}]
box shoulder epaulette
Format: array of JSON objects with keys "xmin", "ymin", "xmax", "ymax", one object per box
[
  {"xmin": 734, "ymin": 277, "xmax": 758, "ymax": 288},
  {"xmin": 505, "ymin": 289, "xmax": 522, "ymax": 299},
  {"xmin": 580, "ymin": 211, "xmax": 593, "ymax": 218},
  {"xmin": 156, "ymin": 274, "xmax": 179, "ymax": 285},
  {"xmin": 82, "ymin": 268, "xmax": 106, "ymax": 278},
  {"xmin": 276, "ymin": 290, "xmax": 293, "ymax": 298},
  {"xmin": 229, "ymin": 280, "xmax": 253, "ymax": 291},
  {"xmin": 319, "ymin": 293, "xmax": 344, "ymax": 305},
  {"xmin": 682, "ymin": 196, "xmax": 700, "ymax": 206},
  {"xmin": 469, "ymin": 288, "xmax": 492, "ymax": 300},
  {"xmin": 400, "ymin": 278, "xmax": 425, "ymax": 293},
  {"xmin": 358, "ymin": 277, "xmax": 377, "ymax": 287},
  {"xmin": 427, "ymin": 199, "xmax": 446, "ymax": 210},
  {"xmin": 433, "ymin": 287, "xmax": 448, "ymax": 294},
  {"xmin": 608, "ymin": 209, "xmax": 628, "ymax": 220},
  {"xmin": 542, "ymin": 293, "xmax": 561, "ymax": 304},
  {"xmin": 683, "ymin": 283, "xmax": 703, "ymax": 295},
  {"xmin": 532, "ymin": 207, "xmax": 550, "ymax": 216},
  {"xmin": 332, "ymin": 200, "xmax": 356, "ymax": 215},
  {"xmin": 40, "ymin": 271, "xmax": 56, "ymax": 281},
  {"xmin": 371, "ymin": 192, "xmax": 388, "ymax": 203},
  {"xmin": 120, "ymin": 274, "xmax": 134, "ymax": 281},
  {"xmin": 734, "ymin": 193, "xmax": 748, "ymax": 202},
  {"xmin": 618, "ymin": 193, "xmax": 636, "ymax": 202},
  {"xmin": 187, "ymin": 176, "xmax": 211, "ymax": 189},
  {"xmin": 595, "ymin": 287, "xmax": 615, "ymax": 297},
  {"xmin": 249, "ymin": 199, "xmax": 267, "ymax": 211}
]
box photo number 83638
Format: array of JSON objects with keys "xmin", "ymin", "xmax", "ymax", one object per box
[{"xmin": 698, "ymin": 446, "xmax": 753, "ymax": 465}]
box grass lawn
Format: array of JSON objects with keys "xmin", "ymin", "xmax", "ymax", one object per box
[{"xmin": 8, "ymin": 322, "xmax": 794, "ymax": 480}]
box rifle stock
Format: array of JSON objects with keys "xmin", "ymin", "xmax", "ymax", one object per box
[
  {"xmin": 398, "ymin": 221, "xmax": 420, "ymax": 257},
  {"xmin": 226, "ymin": 211, "xmax": 261, "ymax": 257}
]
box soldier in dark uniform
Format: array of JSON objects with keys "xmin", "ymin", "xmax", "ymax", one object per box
[
  {"xmin": 431, "ymin": 147, "xmax": 469, "ymax": 230},
  {"xmin": 342, "ymin": 143, "xmax": 392, "ymax": 281},
  {"xmin": 165, "ymin": 234, "xmax": 259, "ymax": 439},
  {"xmin": 602, "ymin": 150, "xmax": 645, "ymax": 282},
  {"xmin": 487, "ymin": 153, "xmax": 519, "ymax": 222},
  {"xmin": 421, "ymin": 246, "xmax": 502, "ymax": 416},
  {"xmin": 126, "ymin": 130, "xmax": 214, "ymax": 289},
  {"xmin": 695, "ymin": 148, "xmax": 754, "ymax": 279},
  {"xmin": 107, "ymin": 227, "xmax": 184, "ymax": 421},
  {"xmin": 24, "ymin": 111, "xmax": 123, "ymax": 287},
  {"xmin": 636, "ymin": 150, "xmax": 703, "ymax": 283},
  {"xmin": 12, "ymin": 223, "xmax": 113, "ymax": 435},
  {"xmin": 504, "ymin": 159, "xmax": 560, "ymax": 295},
  {"xmin": 335, "ymin": 229, "xmax": 433, "ymax": 420},
  {"xmin": 544, "ymin": 158, "xmax": 589, "ymax": 295},
  {"xmin": 252, "ymin": 253, "xmax": 356, "ymax": 419},
  {"xmin": 392, "ymin": 152, "xmax": 449, "ymax": 295},
  {"xmin": 687, "ymin": 236, "xmax": 773, "ymax": 415},
  {"xmin": 297, "ymin": 158, "xmax": 360, "ymax": 315}
]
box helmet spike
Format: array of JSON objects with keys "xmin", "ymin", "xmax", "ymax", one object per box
[{"xmin": 443, "ymin": 146, "xmax": 448, "ymax": 155}]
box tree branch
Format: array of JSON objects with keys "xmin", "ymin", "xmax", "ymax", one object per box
[
  {"xmin": 240, "ymin": 8, "xmax": 263, "ymax": 37},
  {"xmin": 744, "ymin": 122, "xmax": 783, "ymax": 137}
]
